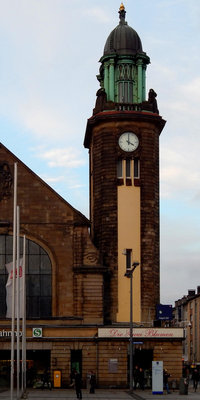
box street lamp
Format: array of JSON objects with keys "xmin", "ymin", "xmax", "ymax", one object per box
[{"xmin": 124, "ymin": 257, "xmax": 139, "ymax": 392}]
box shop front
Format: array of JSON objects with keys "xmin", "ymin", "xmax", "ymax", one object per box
[{"xmin": 0, "ymin": 324, "xmax": 184, "ymax": 389}]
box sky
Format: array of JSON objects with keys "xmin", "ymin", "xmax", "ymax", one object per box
[{"xmin": 0, "ymin": 0, "xmax": 200, "ymax": 306}]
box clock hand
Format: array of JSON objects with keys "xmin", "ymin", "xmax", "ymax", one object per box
[{"xmin": 126, "ymin": 140, "xmax": 134, "ymax": 146}]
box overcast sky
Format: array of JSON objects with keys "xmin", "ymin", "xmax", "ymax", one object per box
[{"xmin": 0, "ymin": 0, "xmax": 200, "ymax": 306}]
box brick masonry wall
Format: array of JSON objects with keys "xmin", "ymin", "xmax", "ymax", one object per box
[
  {"xmin": 0, "ymin": 337, "xmax": 182, "ymax": 388},
  {"xmin": 0, "ymin": 144, "xmax": 104, "ymax": 323},
  {"xmin": 86, "ymin": 111, "xmax": 165, "ymax": 323}
]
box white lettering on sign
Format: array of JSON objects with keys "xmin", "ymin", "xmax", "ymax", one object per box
[{"xmin": 0, "ymin": 330, "xmax": 22, "ymax": 337}]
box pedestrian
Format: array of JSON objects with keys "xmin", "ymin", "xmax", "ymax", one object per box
[
  {"xmin": 133, "ymin": 365, "xmax": 140, "ymax": 389},
  {"xmin": 139, "ymin": 367, "xmax": 145, "ymax": 390},
  {"xmin": 74, "ymin": 370, "xmax": 82, "ymax": 399},
  {"xmin": 163, "ymin": 369, "xmax": 170, "ymax": 394},
  {"xmin": 192, "ymin": 368, "xmax": 199, "ymax": 392},
  {"xmin": 89, "ymin": 371, "xmax": 96, "ymax": 393},
  {"xmin": 42, "ymin": 368, "xmax": 51, "ymax": 390}
]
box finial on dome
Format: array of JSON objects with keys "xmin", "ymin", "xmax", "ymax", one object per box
[{"xmin": 118, "ymin": 3, "xmax": 126, "ymax": 23}]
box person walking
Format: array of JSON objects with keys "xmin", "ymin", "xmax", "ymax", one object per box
[
  {"xmin": 89, "ymin": 371, "xmax": 96, "ymax": 393},
  {"xmin": 74, "ymin": 370, "xmax": 82, "ymax": 399},
  {"xmin": 163, "ymin": 369, "xmax": 170, "ymax": 394},
  {"xmin": 139, "ymin": 367, "xmax": 145, "ymax": 390},
  {"xmin": 192, "ymin": 368, "xmax": 199, "ymax": 392},
  {"xmin": 133, "ymin": 365, "xmax": 140, "ymax": 390}
]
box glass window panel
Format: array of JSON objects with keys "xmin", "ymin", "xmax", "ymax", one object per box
[
  {"xmin": 27, "ymin": 296, "xmax": 39, "ymax": 318},
  {"xmin": 28, "ymin": 255, "xmax": 40, "ymax": 274},
  {"xmin": 28, "ymin": 275, "xmax": 40, "ymax": 296},
  {"xmin": 0, "ymin": 276, "xmax": 6, "ymax": 291},
  {"xmin": 134, "ymin": 158, "xmax": 140, "ymax": 178},
  {"xmin": 29, "ymin": 241, "xmax": 40, "ymax": 255},
  {"xmin": 26, "ymin": 275, "xmax": 29, "ymax": 295},
  {"xmin": 40, "ymin": 247, "xmax": 46, "ymax": 255},
  {"xmin": 40, "ymin": 297, "xmax": 51, "ymax": 317},
  {"xmin": 126, "ymin": 159, "xmax": 131, "ymax": 178},
  {"xmin": 6, "ymin": 236, "xmax": 13, "ymax": 254},
  {"xmin": 40, "ymin": 255, "xmax": 51, "ymax": 273},
  {"xmin": 0, "ymin": 298, "xmax": 6, "ymax": 317},
  {"xmin": 41, "ymin": 275, "xmax": 51, "ymax": 296},
  {"xmin": 117, "ymin": 159, "xmax": 123, "ymax": 178},
  {"xmin": 119, "ymin": 82, "xmax": 123, "ymax": 102},
  {"xmin": 0, "ymin": 236, "xmax": 5, "ymax": 254},
  {"xmin": 124, "ymin": 82, "xmax": 128, "ymax": 102},
  {"xmin": 129, "ymin": 82, "xmax": 133, "ymax": 103},
  {"xmin": 126, "ymin": 249, "xmax": 132, "ymax": 269},
  {"xmin": 0, "ymin": 277, "xmax": 6, "ymax": 317},
  {"xmin": 5, "ymin": 254, "xmax": 12, "ymax": 264},
  {"xmin": 0, "ymin": 255, "xmax": 5, "ymax": 274},
  {"xmin": 0, "ymin": 235, "xmax": 52, "ymax": 319}
]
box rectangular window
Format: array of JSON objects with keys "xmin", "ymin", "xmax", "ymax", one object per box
[
  {"xmin": 134, "ymin": 158, "xmax": 140, "ymax": 178},
  {"xmin": 118, "ymin": 82, "xmax": 123, "ymax": 102},
  {"xmin": 117, "ymin": 159, "xmax": 123, "ymax": 178},
  {"xmin": 126, "ymin": 249, "xmax": 132, "ymax": 270},
  {"xmin": 124, "ymin": 82, "xmax": 128, "ymax": 102},
  {"xmin": 126, "ymin": 159, "xmax": 131, "ymax": 178},
  {"xmin": 129, "ymin": 82, "xmax": 133, "ymax": 103}
]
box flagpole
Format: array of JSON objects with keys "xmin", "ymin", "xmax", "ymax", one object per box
[
  {"xmin": 22, "ymin": 235, "xmax": 26, "ymax": 397},
  {"xmin": 16, "ymin": 206, "xmax": 20, "ymax": 400},
  {"xmin": 11, "ymin": 162, "xmax": 17, "ymax": 400}
]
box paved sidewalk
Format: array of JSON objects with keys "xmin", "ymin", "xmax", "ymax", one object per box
[{"xmin": 0, "ymin": 387, "xmax": 199, "ymax": 400}]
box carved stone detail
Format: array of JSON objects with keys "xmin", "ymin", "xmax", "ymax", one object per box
[
  {"xmin": 84, "ymin": 251, "xmax": 99, "ymax": 265},
  {"xmin": 0, "ymin": 163, "xmax": 13, "ymax": 201}
]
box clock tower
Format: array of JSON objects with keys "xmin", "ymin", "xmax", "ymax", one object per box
[{"xmin": 84, "ymin": 4, "xmax": 165, "ymax": 324}]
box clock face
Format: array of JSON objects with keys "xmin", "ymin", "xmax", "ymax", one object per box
[{"xmin": 118, "ymin": 132, "xmax": 139, "ymax": 152}]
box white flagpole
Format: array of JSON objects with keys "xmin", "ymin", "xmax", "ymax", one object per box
[
  {"xmin": 16, "ymin": 206, "xmax": 20, "ymax": 400},
  {"xmin": 11, "ymin": 162, "xmax": 17, "ymax": 400},
  {"xmin": 22, "ymin": 235, "xmax": 26, "ymax": 396}
]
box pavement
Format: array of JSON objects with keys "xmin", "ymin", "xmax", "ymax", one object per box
[{"xmin": 0, "ymin": 386, "xmax": 199, "ymax": 400}]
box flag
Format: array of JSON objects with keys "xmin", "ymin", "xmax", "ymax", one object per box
[{"xmin": 6, "ymin": 259, "xmax": 23, "ymax": 318}]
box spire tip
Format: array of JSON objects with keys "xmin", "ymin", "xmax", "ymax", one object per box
[{"xmin": 118, "ymin": 3, "xmax": 126, "ymax": 22}]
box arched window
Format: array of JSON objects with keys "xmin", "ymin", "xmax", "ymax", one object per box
[{"xmin": 0, "ymin": 235, "xmax": 52, "ymax": 318}]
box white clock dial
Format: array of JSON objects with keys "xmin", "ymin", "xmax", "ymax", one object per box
[{"xmin": 118, "ymin": 132, "xmax": 139, "ymax": 152}]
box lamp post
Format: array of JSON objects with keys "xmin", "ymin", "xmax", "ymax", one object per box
[{"xmin": 125, "ymin": 260, "xmax": 139, "ymax": 392}]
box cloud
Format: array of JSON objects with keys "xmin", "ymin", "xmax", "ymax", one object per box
[
  {"xmin": 41, "ymin": 175, "xmax": 65, "ymax": 184},
  {"xmin": 181, "ymin": 77, "xmax": 200, "ymax": 102},
  {"xmin": 83, "ymin": 7, "xmax": 110, "ymax": 23},
  {"xmin": 160, "ymin": 147, "xmax": 200, "ymax": 200},
  {"xmin": 69, "ymin": 184, "xmax": 86, "ymax": 189},
  {"xmin": 37, "ymin": 147, "xmax": 86, "ymax": 168}
]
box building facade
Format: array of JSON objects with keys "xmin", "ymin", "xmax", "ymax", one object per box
[
  {"xmin": 174, "ymin": 288, "xmax": 200, "ymax": 366},
  {"xmin": 84, "ymin": 4, "xmax": 165, "ymax": 324},
  {"xmin": 0, "ymin": 4, "xmax": 183, "ymax": 390}
]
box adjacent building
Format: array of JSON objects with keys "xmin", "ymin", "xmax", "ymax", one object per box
[
  {"xmin": 174, "ymin": 288, "xmax": 200, "ymax": 366},
  {"xmin": 0, "ymin": 4, "xmax": 183, "ymax": 389}
]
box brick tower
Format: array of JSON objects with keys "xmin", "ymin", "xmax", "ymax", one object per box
[{"xmin": 84, "ymin": 4, "xmax": 166, "ymax": 324}]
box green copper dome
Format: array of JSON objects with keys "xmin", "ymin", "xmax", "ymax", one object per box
[
  {"xmin": 96, "ymin": 4, "xmax": 150, "ymax": 107},
  {"xmin": 104, "ymin": 6, "xmax": 143, "ymax": 56}
]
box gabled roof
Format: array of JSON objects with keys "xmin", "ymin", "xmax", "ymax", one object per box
[{"xmin": 0, "ymin": 142, "xmax": 90, "ymax": 226}]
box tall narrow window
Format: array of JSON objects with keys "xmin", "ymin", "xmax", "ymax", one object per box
[
  {"xmin": 134, "ymin": 158, "xmax": 140, "ymax": 178},
  {"xmin": 126, "ymin": 159, "xmax": 131, "ymax": 178},
  {"xmin": 118, "ymin": 82, "xmax": 133, "ymax": 103},
  {"xmin": 117, "ymin": 159, "xmax": 123, "ymax": 178},
  {"xmin": 126, "ymin": 249, "xmax": 132, "ymax": 270}
]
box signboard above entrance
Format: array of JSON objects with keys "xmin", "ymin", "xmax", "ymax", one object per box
[{"xmin": 98, "ymin": 327, "xmax": 184, "ymax": 339}]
